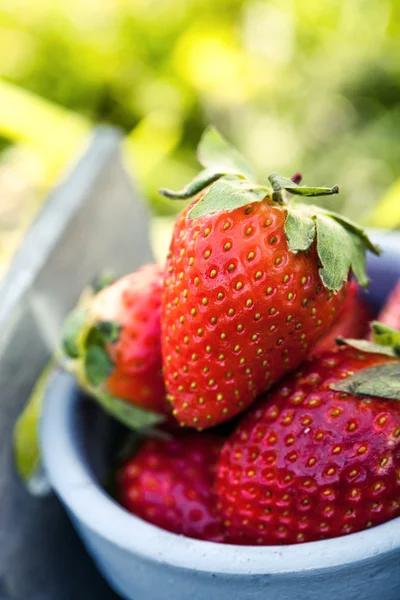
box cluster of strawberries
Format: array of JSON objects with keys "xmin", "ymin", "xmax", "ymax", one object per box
[{"xmin": 62, "ymin": 128, "xmax": 400, "ymax": 545}]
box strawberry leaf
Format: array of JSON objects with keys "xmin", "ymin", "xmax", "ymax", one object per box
[
  {"xmin": 90, "ymin": 388, "xmax": 166, "ymax": 430},
  {"xmin": 198, "ymin": 126, "xmax": 254, "ymax": 180},
  {"xmin": 90, "ymin": 270, "xmax": 116, "ymax": 294},
  {"xmin": 336, "ymin": 338, "xmax": 400, "ymax": 358},
  {"xmin": 315, "ymin": 214, "xmax": 355, "ymax": 292},
  {"xmin": 284, "ymin": 201, "xmax": 379, "ymax": 292},
  {"xmin": 159, "ymin": 168, "xmax": 224, "ymax": 200},
  {"xmin": 323, "ymin": 211, "xmax": 381, "ymax": 256},
  {"xmin": 159, "ymin": 127, "xmax": 255, "ymax": 200},
  {"xmin": 95, "ymin": 320, "xmax": 121, "ymax": 344},
  {"xmin": 61, "ymin": 307, "xmax": 89, "ymax": 359},
  {"xmin": 284, "ymin": 209, "xmax": 316, "ymax": 252},
  {"xmin": 330, "ymin": 363, "xmax": 400, "ymax": 401},
  {"xmin": 84, "ymin": 345, "xmax": 114, "ymax": 386},
  {"xmin": 269, "ymin": 173, "xmax": 339, "ymax": 199},
  {"xmin": 372, "ymin": 322, "xmax": 400, "ymax": 350},
  {"xmin": 188, "ymin": 177, "xmax": 268, "ymax": 220},
  {"xmin": 114, "ymin": 430, "xmax": 143, "ymax": 462},
  {"xmin": 337, "ymin": 322, "xmax": 400, "ymax": 357},
  {"xmin": 61, "ymin": 272, "xmax": 117, "ymax": 360},
  {"xmin": 347, "ymin": 231, "xmax": 369, "ymax": 288}
]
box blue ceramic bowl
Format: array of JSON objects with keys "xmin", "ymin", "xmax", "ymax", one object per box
[{"xmin": 41, "ymin": 231, "xmax": 400, "ymax": 600}]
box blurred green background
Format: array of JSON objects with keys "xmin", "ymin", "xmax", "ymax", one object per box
[{"xmin": 0, "ymin": 0, "xmax": 399, "ymax": 274}]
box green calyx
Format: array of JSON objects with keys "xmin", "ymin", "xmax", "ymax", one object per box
[
  {"xmin": 61, "ymin": 272, "xmax": 122, "ymax": 388},
  {"xmin": 335, "ymin": 322, "xmax": 400, "ymax": 359},
  {"xmin": 90, "ymin": 270, "xmax": 116, "ymax": 294},
  {"xmin": 61, "ymin": 309, "xmax": 121, "ymax": 387},
  {"xmin": 86, "ymin": 387, "xmax": 165, "ymax": 431},
  {"xmin": 61, "ymin": 271, "xmax": 117, "ymax": 361},
  {"xmin": 331, "ymin": 322, "xmax": 400, "ymax": 401},
  {"xmin": 159, "ymin": 126, "xmax": 379, "ymax": 293},
  {"xmin": 61, "ymin": 307, "xmax": 164, "ymax": 431},
  {"xmin": 61, "ymin": 307, "xmax": 90, "ymax": 359}
]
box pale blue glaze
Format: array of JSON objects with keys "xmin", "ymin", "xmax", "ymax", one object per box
[{"xmin": 40, "ymin": 233, "xmax": 400, "ymax": 600}]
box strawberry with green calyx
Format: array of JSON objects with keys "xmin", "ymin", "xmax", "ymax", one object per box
[
  {"xmin": 214, "ymin": 322, "xmax": 400, "ymax": 545},
  {"xmin": 61, "ymin": 264, "xmax": 169, "ymax": 430},
  {"xmin": 116, "ymin": 432, "xmax": 225, "ymax": 542},
  {"xmin": 159, "ymin": 127, "xmax": 379, "ymax": 429}
]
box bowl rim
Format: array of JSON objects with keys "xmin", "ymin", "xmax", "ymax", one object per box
[{"xmin": 41, "ymin": 370, "xmax": 400, "ymax": 576}]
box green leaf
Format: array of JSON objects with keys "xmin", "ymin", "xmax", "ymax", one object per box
[
  {"xmin": 347, "ymin": 231, "xmax": 369, "ymax": 288},
  {"xmin": 159, "ymin": 168, "xmax": 223, "ymax": 200},
  {"xmin": 336, "ymin": 321, "xmax": 400, "ymax": 357},
  {"xmin": 84, "ymin": 325, "xmax": 104, "ymax": 348},
  {"xmin": 90, "ymin": 270, "xmax": 116, "ymax": 294},
  {"xmin": 115, "ymin": 431, "xmax": 143, "ymax": 462},
  {"xmin": 286, "ymin": 202, "xmax": 378, "ymax": 291},
  {"xmin": 284, "ymin": 209, "xmax": 316, "ymax": 253},
  {"xmin": 95, "ymin": 320, "xmax": 121, "ymax": 344},
  {"xmin": 320, "ymin": 210, "xmax": 380, "ymax": 256},
  {"xmin": 159, "ymin": 127, "xmax": 255, "ymax": 200},
  {"xmin": 84, "ymin": 344, "xmax": 114, "ymax": 386},
  {"xmin": 188, "ymin": 176, "xmax": 268, "ymax": 219},
  {"xmin": 330, "ymin": 363, "xmax": 400, "ymax": 401},
  {"xmin": 14, "ymin": 360, "xmax": 55, "ymax": 486},
  {"xmin": 198, "ymin": 126, "xmax": 254, "ymax": 180},
  {"xmin": 315, "ymin": 214, "xmax": 354, "ymax": 292},
  {"xmin": 268, "ymin": 173, "xmax": 339, "ymax": 199},
  {"xmin": 336, "ymin": 337, "xmax": 400, "ymax": 358},
  {"xmin": 372, "ymin": 322, "xmax": 400, "ymax": 352},
  {"xmin": 91, "ymin": 388, "xmax": 165, "ymax": 430},
  {"xmin": 308, "ymin": 206, "xmax": 379, "ymax": 287},
  {"xmin": 61, "ymin": 307, "xmax": 89, "ymax": 359}
]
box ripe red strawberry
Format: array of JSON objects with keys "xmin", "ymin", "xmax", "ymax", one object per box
[
  {"xmin": 214, "ymin": 323, "xmax": 400, "ymax": 545},
  {"xmin": 159, "ymin": 127, "xmax": 378, "ymax": 428},
  {"xmin": 311, "ymin": 281, "xmax": 373, "ymax": 356},
  {"xmin": 376, "ymin": 279, "xmax": 400, "ymax": 331},
  {"xmin": 62, "ymin": 264, "xmax": 169, "ymax": 429},
  {"xmin": 116, "ymin": 433, "xmax": 225, "ymax": 542}
]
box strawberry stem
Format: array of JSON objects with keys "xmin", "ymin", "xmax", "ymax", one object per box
[
  {"xmin": 269, "ymin": 173, "xmax": 339, "ymax": 204},
  {"xmin": 291, "ymin": 172, "xmax": 303, "ymax": 184},
  {"xmin": 159, "ymin": 170, "xmax": 223, "ymax": 200}
]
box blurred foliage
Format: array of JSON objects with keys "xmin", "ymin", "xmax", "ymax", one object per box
[
  {"xmin": 14, "ymin": 359, "xmax": 55, "ymax": 487},
  {"xmin": 0, "ymin": 0, "xmax": 399, "ymax": 238}
]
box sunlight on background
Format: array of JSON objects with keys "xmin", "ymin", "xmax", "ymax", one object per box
[{"xmin": 0, "ymin": 0, "xmax": 399, "ymax": 273}]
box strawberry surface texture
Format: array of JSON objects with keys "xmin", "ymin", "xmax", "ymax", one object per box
[
  {"xmin": 215, "ymin": 345, "xmax": 400, "ymax": 545},
  {"xmin": 116, "ymin": 433, "xmax": 225, "ymax": 542},
  {"xmin": 162, "ymin": 201, "xmax": 347, "ymax": 428},
  {"xmin": 311, "ymin": 281, "xmax": 373, "ymax": 356}
]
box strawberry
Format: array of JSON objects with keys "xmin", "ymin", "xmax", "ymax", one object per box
[
  {"xmin": 116, "ymin": 433, "xmax": 225, "ymax": 542},
  {"xmin": 376, "ymin": 279, "xmax": 400, "ymax": 331},
  {"xmin": 214, "ymin": 322, "xmax": 400, "ymax": 545},
  {"xmin": 311, "ymin": 281, "xmax": 373, "ymax": 356},
  {"xmin": 61, "ymin": 264, "xmax": 169, "ymax": 430},
  {"xmin": 159, "ymin": 127, "xmax": 379, "ymax": 428}
]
